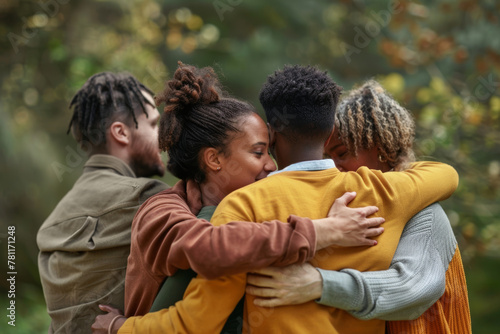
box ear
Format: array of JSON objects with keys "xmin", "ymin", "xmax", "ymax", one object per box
[
  {"xmin": 324, "ymin": 127, "xmax": 335, "ymax": 149},
  {"xmin": 109, "ymin": 121, "xmax": 131, "ymax": 146},
  {"xmin": 201, "ymin": 147, "xmax": 222, "ymax": 172}
]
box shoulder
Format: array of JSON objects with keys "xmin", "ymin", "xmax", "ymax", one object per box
[
  {"xmin": 406, "ymin": 203, "xmax": 457, "ymax": 259},
  {"xmin": 410, "ymin": 203, "xmax": 447, "ymax": 221},
  {"xmin": 134, "ymin": 181, "xmax": 188, "ymax": 216},
  {"xmin": 135, "ymin": 177, "xmax": 169, "ymax": 198},
  {"xmin": 220, "ymin": 173, "xmax": 288, "ymax": 204},
  {"xmin": 211, "ymin": 176, "xmax": 282, "ymax": 224}
]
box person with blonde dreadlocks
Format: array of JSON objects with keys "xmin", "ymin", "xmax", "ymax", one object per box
[{"xmin": 247, "ymin": 80, "xmax": 471, "ymax": 333}]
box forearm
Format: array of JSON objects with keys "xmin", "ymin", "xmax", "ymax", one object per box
[
  {"xmin": 119, "ymin": 274, "xmax": 246, "ymax": 334},
  {"xmin": 317, "ymin": 263, "xmax": 444, "ymax": 320},
  {"xmin": 176, "ymin": 215, "xmax": 316, "ymax": 279},
  {"xmin": 142, "ymin": 197, "xmax": 316, "ymax": 279},
  {"xmin": 317, "ymin": 204, "xmax": 451, "ymax": 320},
  {"xmin": 118, "ymin": 308, "xmax": 191, "ymax": 334},
  {"xmin": 395, "ymin": 162, "xmax": 459, "ymax": 212}
]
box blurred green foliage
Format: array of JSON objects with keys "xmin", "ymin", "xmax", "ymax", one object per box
[{"xmin": 0, "ymin": 0, "xmax": 499, "ymax": 333}]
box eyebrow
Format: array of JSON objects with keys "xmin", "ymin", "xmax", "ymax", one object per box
[
  {"xmin": 252, "ymin": 142, "xmax": 267, "ymax": 146},
  {"xmin": 329, "ymin": 143, "xmax": 343, "ymax": 151}
]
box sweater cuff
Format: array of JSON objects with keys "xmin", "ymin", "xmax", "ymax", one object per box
[
  {"xmin": 316, "ymin": 268, "xmax": 361, "ymax": 311},
  {"xmin": 287, "ymin": 215, "xmax": 317, "ymax": 260},
  {"xmin": 117, "ymin": 317, "xmax": 135, "ymax": 334}
]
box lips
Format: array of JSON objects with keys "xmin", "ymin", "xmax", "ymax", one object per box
[{"xmin": 255, "ymin": 173, "xmax": 270, "ymax": 182}]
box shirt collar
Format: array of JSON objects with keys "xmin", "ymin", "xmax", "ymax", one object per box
[
  {"xmin": 270, "ymin": 159, "xmax": 336, "ymax": 175},
  {"xmin": 84, "ymin": 154, "xmax": 136, "ymax": 178}
]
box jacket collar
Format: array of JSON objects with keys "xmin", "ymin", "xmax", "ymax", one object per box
[{"xmin": 83, "ymin": 154, "xmax": 136, "ymax": 178}]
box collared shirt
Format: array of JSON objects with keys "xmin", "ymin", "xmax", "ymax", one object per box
[
  {"xmin": 37, "ymin": 154, "xmax": 168, "ymax": 334},
  {"xmin": 270, "ymin": 159, "xmax": 336, "ymax": 175}
]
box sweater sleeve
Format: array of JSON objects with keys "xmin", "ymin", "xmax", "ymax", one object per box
[
  {"xmin": 135, "ymin": 181, "xmax": 316, "ymax": 280},
  {"xmin": 118, "ymin": 274, "xmax": 246, "ymax": 334},
  {"xmin": 317, "ymin": 203, "xmax": 457, "ymax": 320}
]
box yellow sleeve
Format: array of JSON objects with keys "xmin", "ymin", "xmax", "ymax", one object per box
[
  {"xmin": 349, "ymin": 161, "xmax": 458, "ymax": 222},
  {"xmin": 118, "ymin": 273, "xmax": 246, "ymax": 334},
  {"xmin": 380, "ymin": 161, "xmax": 458, "ymax": 204}
]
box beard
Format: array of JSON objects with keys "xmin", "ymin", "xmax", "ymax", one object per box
[{"xmin": 129, "ymin": 140, "xmax": 166, "ymax": 178}]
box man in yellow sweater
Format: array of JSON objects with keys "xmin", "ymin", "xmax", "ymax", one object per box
[{"xmin": 111, "ymin": 65, "xmax": 459, "ymax": 334}]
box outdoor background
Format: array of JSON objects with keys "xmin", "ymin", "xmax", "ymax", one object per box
[{"xmin": 1, "ymin": 0, "xmax": 499, "ymax": 333}]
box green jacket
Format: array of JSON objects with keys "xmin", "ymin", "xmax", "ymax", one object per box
[{"xmin": 37, "ymin": 154, "xmax": 168, "ymax": 334}]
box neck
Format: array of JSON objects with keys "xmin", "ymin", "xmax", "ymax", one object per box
[
  {"xmin": 106, "ymin": 143, "xmax": 131, "ymax": 168},
  {"xmin": 276, "ymin": 140, "xmax": 325, "ymax": 170},
  {"xmin": 199, "ymin": 182, "xmax": 223, "ymax": 207}
]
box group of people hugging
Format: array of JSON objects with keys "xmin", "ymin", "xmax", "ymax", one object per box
[{"xmin": 37, "ymin": 62, "xmax": 471, "ymax": 333}]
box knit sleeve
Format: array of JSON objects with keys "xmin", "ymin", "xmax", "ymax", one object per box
[{"xmin": 317, "ymin": 203, "xmax": 457, "ymax": 320}]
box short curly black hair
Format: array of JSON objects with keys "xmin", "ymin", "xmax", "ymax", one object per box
[{"xmin": 259, "ymin": 65, "xmax": 342, "ymax": 142}]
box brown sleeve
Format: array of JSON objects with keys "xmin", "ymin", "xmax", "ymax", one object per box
[{"xmin": 134, "ymin": 181, "xmax": 317, "ymax": 280}]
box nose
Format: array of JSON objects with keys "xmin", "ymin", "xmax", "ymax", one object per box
[{"xmin": 264, "ymin": 155, "xmax": 277, "ymax": 173}]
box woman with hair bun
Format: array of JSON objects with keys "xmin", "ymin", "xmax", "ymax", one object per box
[{"xmin": 92, "ymin": 64, "xmax": 385, "ymax": 334}]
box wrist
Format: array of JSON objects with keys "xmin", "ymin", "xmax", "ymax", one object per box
[
  {"xmin": 309, "ymin": 267, "xmax": 324, "ymax": 300},
  {"xmin": 313, "ymin": 218, "xmax": 340, "ymax": 249},
  {"xmin": 109, "ymin": 315, "xmax": 126, "ymax": 334}
]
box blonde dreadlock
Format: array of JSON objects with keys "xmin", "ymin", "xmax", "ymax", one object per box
[{"xmin": 335, "ymin": 80, "xmax": 415, "ymax": 171}]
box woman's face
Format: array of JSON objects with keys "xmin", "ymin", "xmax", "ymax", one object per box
[
  {"xmin": 216, "ymin": 113, "xmax": 276, "ymax": 197},
  {"xmin": 325, "ymin": 128, "xmax": 388, "ymax": 172}
]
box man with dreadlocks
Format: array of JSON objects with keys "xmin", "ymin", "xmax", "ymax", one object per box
[{"xmin": 37, "ymin": 72, "xmax": 168, "ymax": 333}]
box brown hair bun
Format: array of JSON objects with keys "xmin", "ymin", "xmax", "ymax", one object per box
[
  {"xmin": 156, "ymin": 61, "xmax": 222, "ymax": 115},
  {"xmin": 155, "ymin": 62, "xmax": 255, "ymax": 182}
]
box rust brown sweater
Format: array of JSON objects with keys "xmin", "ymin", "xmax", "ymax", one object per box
[{"xmin": 124, "ymin": 180, "xmax": 317, "ymax": 317}]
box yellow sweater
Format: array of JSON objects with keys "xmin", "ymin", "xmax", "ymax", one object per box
[{"xmin": 119, "ymin": 161, "xmax": 458, "ymax": 334}]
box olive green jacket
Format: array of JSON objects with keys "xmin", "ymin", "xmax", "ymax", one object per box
[{"xmin": 37, "ymin": 154, "xmax": 168, "ymax": 334}]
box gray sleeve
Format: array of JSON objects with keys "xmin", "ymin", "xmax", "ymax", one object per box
[{"xmin": 317, "ymin": 203, "xmax": 457, "ymax": 320}]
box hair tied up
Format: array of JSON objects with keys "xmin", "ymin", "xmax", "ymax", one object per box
[
  {"xmin": 156, "ymin": 61, "xmax": 229, "ymax": 152},
  {"xmin": 156, "ymin": 61, "xmax": 222, "ymax": 116}
]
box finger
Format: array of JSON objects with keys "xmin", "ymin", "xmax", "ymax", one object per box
[
  {"xmin": 328, "ymin": 192, "xmax": 356, "ymax": 216},
  {"xmin": 364, "ymin": 217, "xmax": 385, "ymax": 227},
  {"xmin": 337, "ymin": 192, "xmax": 357, "ymax": 206},
  {"xmin": 253, "ymin": 297, "xmax": 284, "ymax": 308},
  {"xmin": 91, "ymin": 316, "xmax": 101, "ymax": 328},
  {"xmin": 98, "ymin": 304, "xmax": 112, "ymax": 312},
  {"xmin": 246, "ymin": 285, "xmax": 278, "ymax": 298},
  {"xmin": 248, "ymin": 267, "xmax": 280, "ymax": 277},
  {"xmin": 364, "ymin": 227, "xmax": 384, "ymax": 238},
  {"xmin": 98, "ymin": 304, "xmax": 122, "ymax": 314},
  {"xmin": 361, "ymin": 238, "xmax": 378, "ymax": 246},
  {"xmin": 359, "ymin": 206, "xmax": 379, "ymax": 217},
  {"xmin": 247, "ymin": 274, "xmax": 277, "ymax": 288}
]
